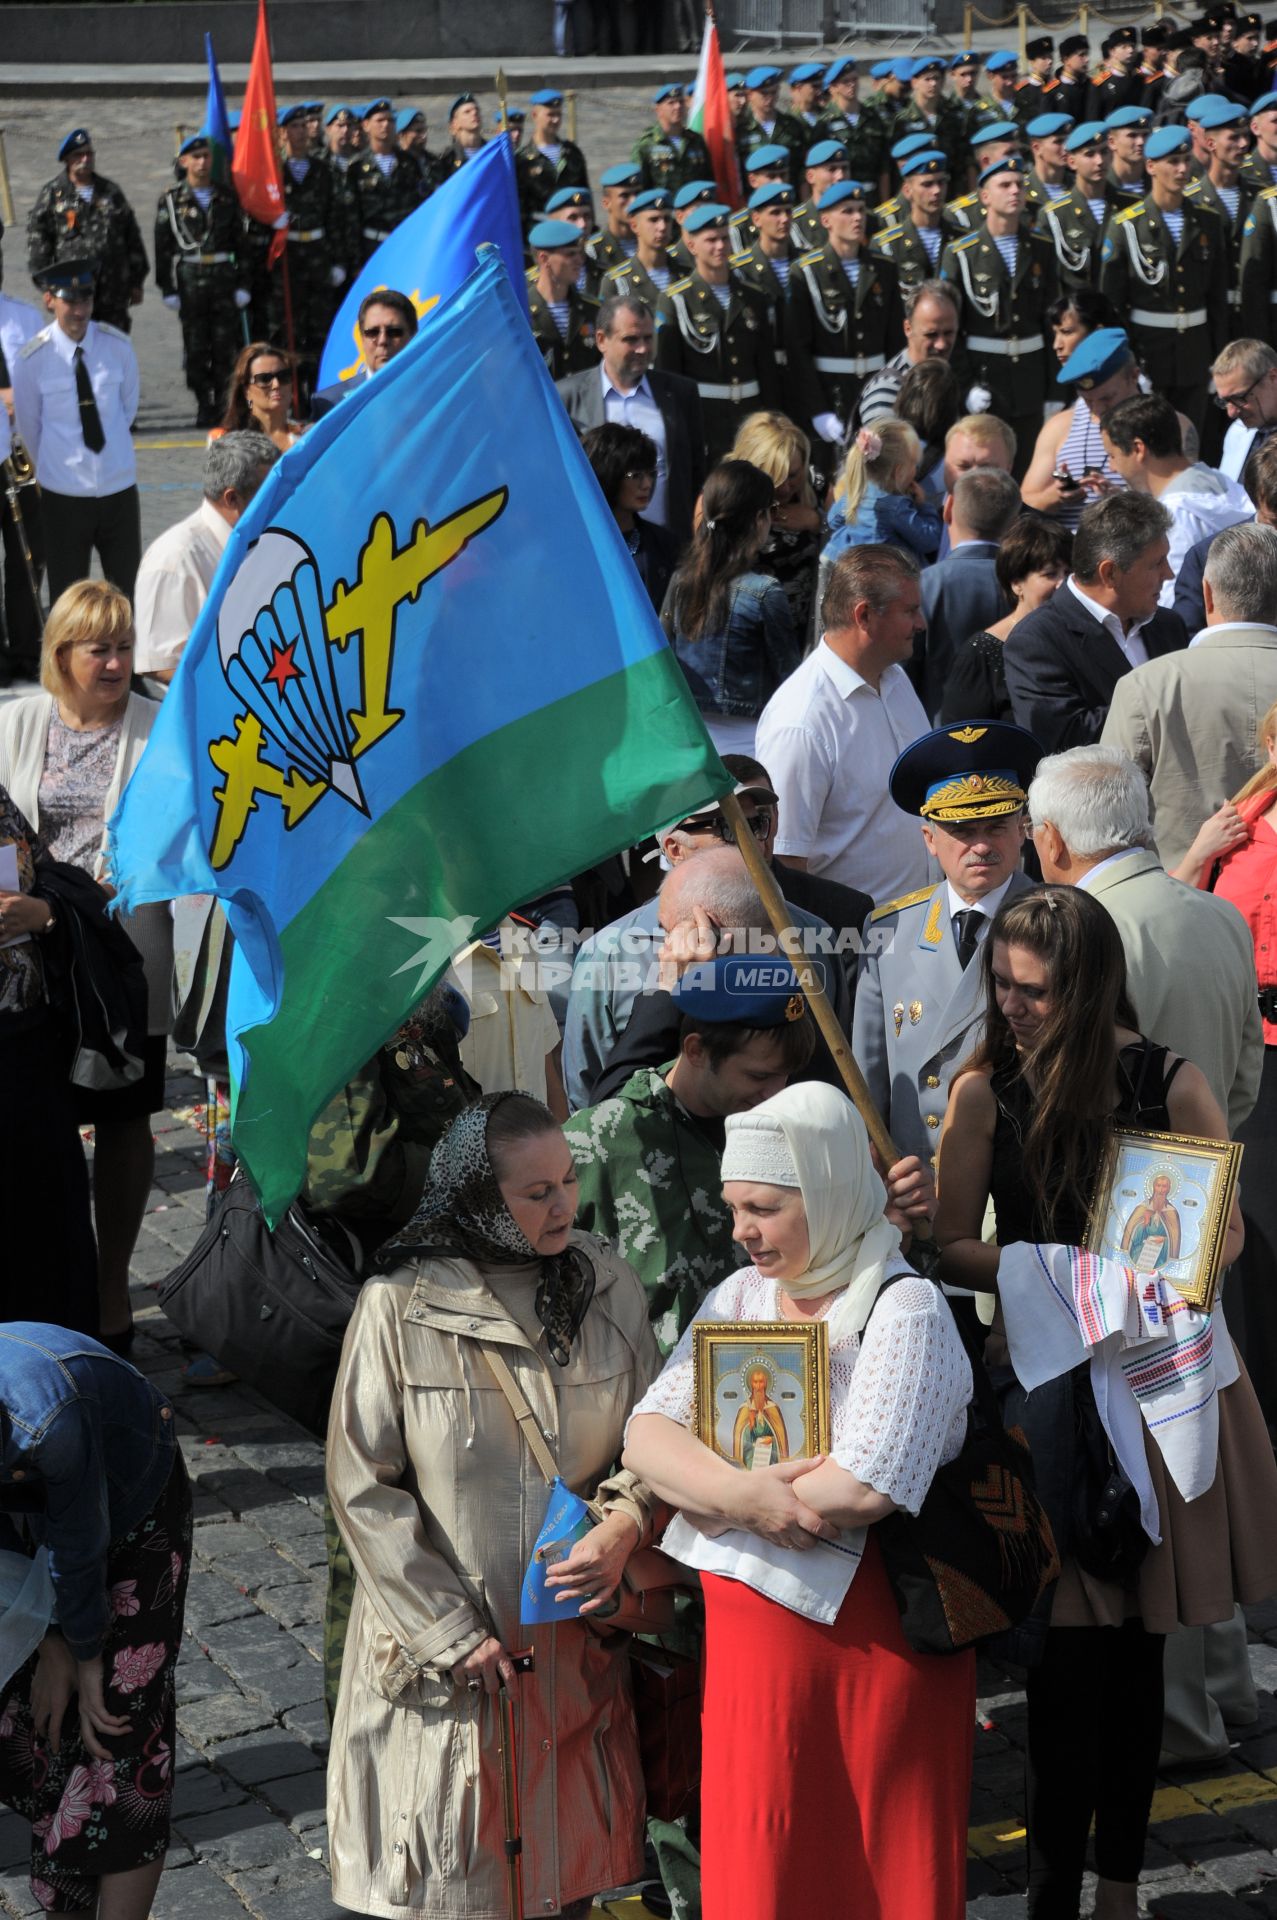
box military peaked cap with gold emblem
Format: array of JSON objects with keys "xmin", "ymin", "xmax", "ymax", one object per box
[{"xmin": 889, "ymin": 721, "xmax": 1041, "ymax": 822}]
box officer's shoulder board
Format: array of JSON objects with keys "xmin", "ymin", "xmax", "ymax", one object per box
[
  {"xmin": 1262, "ymin": 185, "xmax": 1277, "ymax": 201},
  {"xmin": 869, "ymin": 883, "xmax": 938, "ymax": 924},
  {"xmin": 874, "ymin": 225, "xmax": 904, "ymax": 247},
  {"xmin": 1183, "ymin": 178, "xmax": 1205, "ymax": 198},
  {"xmin": 796, "ymin": 248, "xmax": 825, "ymax": 267},
  {"xmin": 729, "ymin": 250, "xmax": 753, "ymax": 266},
  {"xmin": 18, "ymin": 329, "xmax": 50, "ymax": 359},
  {"xmin": 1046, "ymin": 194, "xmax": 1074, "ymax": 213},
  {"xmin": 667, "ymin": 275, "xmax": 694, "ymax": 295},
  {"xmin": 603, "ymin": 262, "xmax": 630, "ymax": 284},
  {"xmin": 952, "ymin": 231, "xmax": 982, "ymax": 253}
]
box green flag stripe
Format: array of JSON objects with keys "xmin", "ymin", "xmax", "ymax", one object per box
[{"xmin": 232, "ymin": 646, "xmax": 728, "ymax": 1220}]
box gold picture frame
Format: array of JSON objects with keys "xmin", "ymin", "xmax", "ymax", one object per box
[
  {"xmin": 692, "ymin": 1321, "xmax": 831, "ymax": 1470},
  {"xmin": 1084, "ymin": 1127, "xmax": 1243, "ymax": 1314}
]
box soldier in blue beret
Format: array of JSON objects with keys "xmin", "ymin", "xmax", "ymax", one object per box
[
  {"xmin": 667, "ymin": 180, "xmax": 720, "ymax": 275},
  {"xmin": 728, "ymin": 145, "xmax": 792, "ymax": 250},
  {"xmin": 852, "ymin": 722, "xmax": 1038, "ymax": 1173},
  {"xmin": 154, "ymin": 134, "xmax": 251, "ymax": 427},
  {"xmin": 584, "ymin": 164, "xmax": 643, "ymax": 290},
  {"xmin": 1104, "ymin": 105, "xmax": 1152, "ymax": 202},
  {"xmin": 28, "ymin": 129, "xmax": 148, "ymax": 335},
  {"xmin": 1020, "ymin": 326, "xmax": 1153, "ymax": 531},
  {"xmin": 430, "ymin": 92, "xmax": 487, "ymax": 190},
  {"xmin": 323, "ymin": 104, "xmax": 360, "ymax": 173},
  {"xmin": 888, "ymin": 55, "xmax": 968, "ymax": 184},
  {"xmin": 604, "ymin": 189, "xmax": 677, "ymax": 305},
  {"xmin": 527, "ymin": 219, "xmax": 600, "ymax": 381},
  {"xmin": 344, "ymin": 98, "xmax": 426, "ymax": 265},
  {"xmin": 729, "ymin": 182, "xmax": 797, "ymax": 376},
  {"xmin": 1185, "ymin": 94, "xmax": 1258, "ymax": 292},
  {"xmin": 946, "ymin": 121, "xmax": 1021, "ymax": 229},
  {"xmin": 792, "ymin": 139, "xmax": 852, "ymax": 251},
  {"xmin": 975, "ymin": 50, "xmax": 1022, "ymax": 134},
  {"xmin": 738, "ymin": 65, "xmax": 808, "ymax": 191},
  {"xmin": 872, "ymin": 132, "xmax": 935, "ymax": 229},
  {"xmin": 1036, "ymin": 122, "xmax": 1124, "ymax": 290},
  {"xmin": 1241, "ymin": 90, "xmax": 1277, "ymax": 193},
  {"xmin": 633, "ymin": 82, "xmax": 713, "ymax": 198},
  {"xmin": 817, "ymin": 60, "xmax": 889, "ymax": 202},
  {"xmin": 247, "ymin": 87, "xmax": 356, "ymax": 393},
  {"xmin": 1024, "ymin": 112, "xmax": 1076, "ymax": 223},
  {"xmin": 654, "ymin": 205, "xmax": 782, "ymax": 463},
  {"xmin": 789, "ymin": 62, "xmax": 827, "ymax": 129},
  {"xmin": 518, "ymin": 90, "xmax": 590, "ymax": 235},
  {"xmin": 870, "ymin": 150, "xmax": 962, "ymax": 292},
  {"xmin": 1100, "ymin": 123, "xmax": 1228, "ymax": 432}
]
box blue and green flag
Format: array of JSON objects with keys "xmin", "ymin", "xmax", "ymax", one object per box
[
  {"xmin": 111, "ymin": 250, "xmax": 728, "ymax": 1222},
  {"xmin": 199, "ymin": 33, "xmax": 234, "ymax": 185}
]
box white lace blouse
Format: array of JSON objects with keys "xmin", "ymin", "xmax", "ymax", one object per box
[{"xmin": 628, "ymin": 1263, "xmax": 973, "ymax": 1621}]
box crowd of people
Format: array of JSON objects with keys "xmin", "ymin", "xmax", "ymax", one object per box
[{"xmin": 3, "ymin": 16, "xmax": 1277, "ymax": 1920}]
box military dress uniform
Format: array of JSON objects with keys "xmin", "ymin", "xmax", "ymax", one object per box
[
  {"xmin": 429, "ymin": 138, "xmax": 486, "ymax": 191},
  {"xmin": 605, "ymin": 254, "xmax": 674, "ymax": 308},
  {"xmin": 1037, "ymin": 186, "xmax": 1118, "ymax": 289},
  {"xmin": 27, "ymin": 173, "xmax": 148, "ymax": 333},
  {"xmin": 942, "ymin": 188, "xmax": 984, "ymax": 233},
  {"xmin": 1056, "ymin": 70, "xmax": 1094, "ymax": 123},
  {"xmin": 785, "ymin": 244, "xmax": 904, "ymax": 444},
  {"xmin": 1089, "ymin": 67, "xmax": 1144, "ymax": 119},
  {"xmin": 260, "ymin": 155, "xmax": 358, "ymax": 384},
  {"xmin": 728, "ymin": 239, "xmax": 792, "ymax": 401},
  {"xmin": 632, "ymin": 124, "xmax": 713, "ymax": 195},
  {"xmin": 154, "ymin": 179, "xmax": 246, "ymax": 424},
  {"xmin": 1184, "ymin": 171, "xmax": 1257, "ymax": 322},
  {"xmin": 940, "ymin": 222, "xmax": 1059, "ymax": 471},
  {"xmin": 736, "ymin": 109, "xmax": 809, "ymax": 189},
  {"xmin": 889, "ymin": 101, "xmax": 969, "ymax": 180},
  {"xmin": 1023, "ymin": 170, "xmax": 1073, "ymax": 227},
  {"xmin": 1239, "ymin": 185, "xmax": 1277, "ymax": 338},
  {"xmin": 516, "ymin": 139, "xmax": 591, "ymax": 230},
  {"xmin": 1240, "ymin": 147, "xmax": 1277, "ymax": 196},
  {"xmin": 526, "ymin": 282, "xmax": 600, "ymax": 380},
  {"xmin": 869, "ymin": 214, "xmax": 956, "ymax": 291},
  {"xmin": 343, "ymin": 150, "xmax": 426, "ymax": 264},
  {"xmin": 816, "ymin": 105, "xmax": 888, "ymax": 188},
  {"xmin": 791, "ymin": 198, "xmax": 829, "ymax": 251},
  {"xmin": 654, "ymin": 273, "xmax": 782, "ymax": 462},
  {"xmin": 1099, "ymin": 197, "xmax": 1228, "ymax": 430}
]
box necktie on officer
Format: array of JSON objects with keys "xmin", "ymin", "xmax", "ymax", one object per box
[
  {"xmin": 74, "ymin": 346, "xmax": 106, "ymax": 454},
  {"xmin": 953, "ymin": 907, "xmax": 983, "ymax": 970},
  {"xmin": 0, "ymin": 340, "xmax": 9, "ymax": 389}
]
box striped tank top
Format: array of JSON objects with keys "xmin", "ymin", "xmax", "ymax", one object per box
[{"xmin": 1054, "ymin": 398, "xmax": 1126, "ymax": 533}]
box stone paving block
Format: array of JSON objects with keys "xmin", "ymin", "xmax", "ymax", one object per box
[
  {"xmin": 0, "ymin": 1817, "xmax": 27, "ymax": 1873},
  {"xmin": 0, "ymin": 1863, "xmax": 45, "ymax": 1917},
  {"xmin": 281, "ymin": 1699, "xmax": 331, "ymax": 1754},
  {"xmin": 176, "ymin": 1649, "xmax": 230, "ymax": 1704},
  {"xmin": 1190, "ymin": 1840, "xmax": 1277, "ymax": 1894},
  {"xmin": 255, "ymin": 1580, "xmax": 326, "ymax": 1632},
  {"xmin": 172, "ymin": 1766, "xmax": 252, "ymax": 1820},
  {"xmin": 243, "ymin": 1882, "xmax": 346, "ymax": 1920},
  {"xmin": 178, "ymin": 1691, "xmax": 279, "ymax": 1747},
  {"xmin": 204, "ymin": 1548, "xmax": 314, "ymax": 1597},
  {"xmin": 150, "ymin": 1856, "xmax": 253, "ymax": 1919},
  {"xmin": 1251, "ymin": 1645, "xmax": 1277, "ymax": 1694},
  {"xmin": 260, "ymin": 1768, "xmax": 328, "ymax": 1833},
  {"xmin": 176, "ymin": 1801, "xmax": 307, "ymax": 1873},
  {"xmin": 206, "ymin": 1729, "xmax": 325, "ymax": 1789},
  {"xmin": 225, "ymin": 1856, "xmax": 332, "ymax": 1907},
  {"xmin": 193, "ymin": 1521, "xmax": 275, "ymax": 1560},
  {"xmin": 184, "ymin": 1569, "xmax": 261, "ymax": 1631}
]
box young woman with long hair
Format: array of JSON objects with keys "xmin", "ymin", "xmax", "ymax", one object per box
[
  {"xmin": 216, "ymin": 341, "xmax": 305, "ymax": 450},
  {"xmin": 935, "ymin": 887, "xmax": 1277, "ymax": 1920}
]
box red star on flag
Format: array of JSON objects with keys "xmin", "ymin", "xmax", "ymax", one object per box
[{"xmin": 264, "ymin": 639, "xmax": 303, "ymax": 694}]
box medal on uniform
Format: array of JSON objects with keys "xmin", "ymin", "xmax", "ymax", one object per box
[
  {"xmin": 893, "ymin": 1001, "xmax": 905, "ymax": 1036},
  {"xmin": 909, "ymin": 1000, "xmax": 923, "ymax": 1025}
]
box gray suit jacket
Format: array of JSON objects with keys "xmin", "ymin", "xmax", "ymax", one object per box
[
  {"xmin": 1085, "ymin": 849, "xmax": 1263, "ymax": 1135},
  {"xmin": 1101, "ymin": 625, "xmax": 1277, "ymax": 871},
  {"xmin": 554, "ymin": 365, "xmax": 705, "ymax": 550}
]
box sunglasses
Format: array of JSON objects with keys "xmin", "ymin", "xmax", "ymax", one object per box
[
  {"xmin": 248, "ymin": 371, "xmax": 288, "ymax": 387},
  {"xmin": 1214, "ymin": 372, "xmax": 1269, "ymax": 412},
  {"xmin": 363, "ymin": 324, "xmax": 407, "ymax": 340},
  {"xmin": 681, "ymin": 807, "xmax": 774, "ymax": 841}
]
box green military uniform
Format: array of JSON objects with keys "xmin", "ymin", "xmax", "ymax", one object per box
[
  {"xmin": 889, "ymin": 101, "xmax": 969, "ymax": 180},
  {"xmin": 785, "ymin": 244, "xmax": 905, "ymax": 442},
  {"xmin": 736, "ymin": 108, "xmax": 809, "ymax": 189},
  {"xmin": 1099, "ymin": 195, "xmax": 1228, "ymax": 431},
  {"xmin": 154, "ymin": 180, "xmax": 246, "ymax": 425},
  {"xmin": 585, "ymin": 227, "xmax": 637, "ymax": 297},
  {"xmin": 816, "ymin": 105, "xmax": 888, "ymax": 188},
  {"xmin": 632, "ymin": 124, "xmax": 713, "ymax": 195},
  {"xmin": 654, "ymin": 271, "xmax": 782, "ymax": 462},
  {"xmin": 27, "ymin": 171, "xmax": 148, "ymax": 333},
  {"xmin": 1240, "ymin": 185, "xmax": 1277, "ymax": 340},
  {"xmin": 1184, "ymin": 171, "xmax": 1257, "ymax": 324},
  {"xmin": 343, "ymin": 149, "xmax": 425, "ymax": 263},
  {"xmin": 729, "ymin": 240, "xmax": 793, "ymax": 399},
  {"xmin": 870, "ymin": 190, "xmax": 905, "ymax": 232},
  {"xmin": 1023, "ymin": 169, "xmax": 1072, "ymax": 227},
  {"xmin": 868, "ymin": 214, "xmax": 954, "ymax": 292},
  {"xmin": 605, "ymin": 254, "xmax": 675, "ymax": 308},
  {"xmin": 940, "ymin": 223, "xmax": 1059, "ymax": 471},
  {"xmin": 526, "ymin": 280, "xmax": 601, "ymax": 378},
  {"xmin": 1240, "ymin": 151, "xmax": 1277, "ymax": 196},
  {"xmin": 790, "ymin": 199, "xmax": 828, "ymax": 252},
  {"xmin": 429, "ymin": 138, "xmax": 486, "ymax": 191},
  {"xmin": 942, "ymin": 189, "xmax": 984, "ymax": 233},
  {"xmin": 252, "ymin": 155, "xmax": 358, "ymax": 387},
  {"xmin": 1037, "ymin": 186, "xmax": 1119, "ymax": 290},
  {"xmin": 516, "ymin": 139, "xmax": 591, "ymax": 231}
]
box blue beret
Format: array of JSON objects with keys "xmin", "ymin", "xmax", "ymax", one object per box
[
  {"xmin": 789, "ymin": 62, "xmax": 825, "ymax": 83},
  {"xmin": 58, "ymin": 129, "xmax": 92, "ymax": 161},
  {"xmin": 628, "ymin": 188, "xmax": 673, "ymax": 214},
  {"xmin": 900, "ymin": 148, "xmax": 949, "ymax": 179},
  {"xmin": 744, "ymin": 144, "xmax": 791, "ymax": 173},
  {"xmin": 494, "ymin": 106, "xmax": 526, "ymax": 124},
  {"xmin": 889, "ymin": 723, "xmax": 1039, "ymax": 822},
  {"xmin": 970, "ymin": 119, "xmax": 1020, "ymax": 147},
  {"xmin": 869, "ymin": 60, "xmax": 894, "ymax": 80},
  {"xmin": 806, "ymin": 139, "xmax": 846, "ymax": 167},
  {"xmin": 1185, "ymin": 92, "xmax": 1236, "ymax": 122},
  {"xmin": 891, "ymin": 58, "xmax": 916, "ymax": 82},
  {"xmin": 725, "ymin": 73, "xmax": 746, "ymax": 90},
  {"xmin": 951, "ymin": 49, "xmax": 984, "ymax": 68},
  {"xmin": 1146, "ymin": 124, "xmax": 1192, "ymax": 159},
  {"xmin": 671, "ymin": 953, "xmax": 807, "ymax": 1030},
  {"xmin": 910, "ymin": 56, "xmax": 946, "ymax": 77},
  {"xmin": 545, "ymin": 186, "xmax": 592, "ymax": 213},
  {"xmin": 985, "ymin": 50, "xmax": 1019, "ymax": 71},
  {"xmin": 528, "ymin": 218, "xmax": 584, "ymax": 248},
  {"xmin": 818, "ymin": 178, "xmax": 867, "ymax": 210},
  {"xmin": 1026, "ymin": 112, "xmax": 1075, "ymax": 138},
  {"xmin": 1105, "ymin": 105, "xmax": 1152, "ymax": 129},
  {"xmin": 824, "ymin": 57, "xmax": 858, "ymax": 85},
  {"xmin": 178, "ymin": 132, "xmax": 212, "ymax": 156},
  {"xmin": 325, "ymin": 103, "xmax": 355, "ymax": 126},
  {"xmin": 1191, "ymin": 95, "xmax": 1247, "ymax": 128},
  {"xmin": 361, "ymin": 98, "xmax": 392, "ymax": 119},
  {"xmin": 32, "ymin": 254, "xmax": 98, "ymax": 296},
  {"xmin": 744, "ymin": 66, "xmax": 783, "ymax": 88},
  {"xmin": 653, "ymin": 83, "xmax": 686, "ymax": 103},
  {"xmin": 979, "ymin": 153, "xmax": 1029, "ymax": 185},
  {"xmin": 301, "ymin": 102, "xmax": 323, "ymax": 114},
  {"xmin": 1252, "ymin": 91, "xmax": 1277, "ymax": 114},
  {"xmin": 684, "ymin": 202, "xmax": 732, "ymax": 233},
  {"xmin": 394, "ymin": 108, "xmax": 425, "ymax": 135},
  {"xmin": 529, "ymin": 89, "xmax": 564, "ymax": 106},
  {"xmin": 891, "ymin": 131, "xmax": 935, "ymax": 161},
  {"xmin": 278, "ymin": 104, "xmax": 310, "ymax": 127},
  {"xmin": 674, "ymin": 179, "xmax": 719, "ymax": 209},
  {"xmin": 749, "ymin": 181, "xmax": 796, "ymax": 210},
  {"xmin": 448, "ymin": 93, "xmax": 478, "ymax": 119},
  {"xmin": 1058, "ymin": 326, "xmax": 1134, "ymax": 390},
  {"xmin": 1064, "ymin": 120, "xmax": 1110, "ymax": 151},
  {"xmin": 601, "ymin": 162, "xmax": 642, "ymax": 188}
]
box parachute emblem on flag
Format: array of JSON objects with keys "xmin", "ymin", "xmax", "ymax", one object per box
[{"xmin": 208, "ymin": 489, "xmax": 508, "ymax": 871}]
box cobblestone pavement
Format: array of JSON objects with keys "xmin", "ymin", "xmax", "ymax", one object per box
[{"xmin": 0, "ymin": 1063, "xmax": 1270, "ymax": 1918}]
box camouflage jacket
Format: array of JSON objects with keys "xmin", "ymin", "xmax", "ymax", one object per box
[
  {"xmin": 154, "ymin": 181, "xmax": 245, "ymax": 297},
  {"xmin": 632, "ymin": 124, "xmax": 713, "ymax": 195},
  {"xmin": 27, "ymin": 171, "xmax": 148, "ymax": 328},
  {"xmin": 343, "ymin": 151, "xmax": 426, "ymax": 260}
]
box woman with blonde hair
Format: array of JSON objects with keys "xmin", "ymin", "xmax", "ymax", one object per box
[
  {"xmin": 0, "ymin": 581, "xmax": 173, "ymax": 1349},
  {"xmin": 824, "ymin": 418, "xmax": 942, "ymax": 564},
  {"xmin": 216, "ymin": 340, "xmax": 305, "ymax": 449},
  {"xmin": 729, "ymin": 411, "xmax": 822, "ymax": 639}
]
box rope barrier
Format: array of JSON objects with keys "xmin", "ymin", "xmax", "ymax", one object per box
[{"xmin": 962, "ymin": 0, "xmax": 1195, "ymax": 39}]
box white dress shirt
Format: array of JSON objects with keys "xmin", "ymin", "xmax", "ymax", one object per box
[
  {"xmin": 945, "ymin": 873, "xmax": 1014, "ymax": 946},
  {"xmin": 600, "ymin": 365, "xmax": 669, "ymax": 528},
  {"xmin": 1077, "ymin": 846, "xmax": 1144, "ymax": 890},
  {"xmin": 757, "ymin": 639, "xmax": 935, "ymax": 901},
  {"xmin": 12, "ymin": 318, "xmax": 138, "ymax": 498},
  {"xmin": 1066, "ymin": 575, "xmax": 1150, "ymax": 669},
  {"xmin": 0, "ymin": 294, "xmax": 43, "ymax": 390},
  {"xmin": 132, "ymin": 497, "xmax": 232, "ymax": 674}
]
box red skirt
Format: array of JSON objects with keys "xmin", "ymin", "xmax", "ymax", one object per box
[{"xmin": 700, "ymin": 1535, "xmax": 976, "ymax": 1920}]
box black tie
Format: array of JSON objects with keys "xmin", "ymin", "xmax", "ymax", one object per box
[
  {"xmin": 74, "ymin": 346, "xmax": 105, "ymax": 454},
  {"xmin": 0, "ymin": 339, "xmax": 9, "ymax": 389},
  {"xmin": 953, "ymin": 909, "xmax": 983, "ymax": 971}
]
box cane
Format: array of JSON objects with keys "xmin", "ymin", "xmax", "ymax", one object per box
[{"xmin": 496, "ymin": 1655, "xmax": 532, "ymax": 1920}]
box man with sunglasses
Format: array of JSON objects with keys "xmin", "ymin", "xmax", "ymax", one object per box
[{"xmin": 310, "ymin": 288, "xmax": 418, "ymax": 419}]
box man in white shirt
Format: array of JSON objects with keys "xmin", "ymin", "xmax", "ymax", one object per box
[
  {"xmin": 11, "ymin": 255, "xmax": 140, "ymax": 603},
  {"xmin": 0, "ymin": 279, "xmax": 45, "ymax": 682},
  {"xmin": 1100, "ymin": 391, "xmax": 1253, "ymax": 605},
  {"xmin": 757, "ymin": 543, "xmax": 935, "ymax": 901},
  {"xmin": 133, "ymin": 431, "xmax": 279, "ymax": 685}
]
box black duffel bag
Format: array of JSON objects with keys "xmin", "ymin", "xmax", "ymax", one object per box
[{"xmin": 159, "ymin": 1179, "xmax": 363, "ymax": 1437}]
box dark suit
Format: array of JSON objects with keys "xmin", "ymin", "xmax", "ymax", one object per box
[
  {"xmin": 555, "ymin": 364, "xmax": 706, "ymax": 550},
  {"xmin": 1171, "ymin": 531, "xmax": 1213, "ymax": 641},
  {"xmin": 309, "ymin": 370, "xmax": 368, "ymax": 420},
  {"xmin": 1003, "ymin": 578, "xmax": 1187, "ymax": 752},
  {"xmin": 918, "ymin": 540, "xmax": 1007, "ymax": 722}
]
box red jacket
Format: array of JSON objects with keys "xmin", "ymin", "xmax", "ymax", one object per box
[{"xmin": 1209, "ymin": 787, "xmax": 1277, "ymax": 1042}]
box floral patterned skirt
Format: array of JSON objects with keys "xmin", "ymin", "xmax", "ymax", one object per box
[{"xmin": 0, "ymin": 1451, "xmax": 192, "ymax": 1912}]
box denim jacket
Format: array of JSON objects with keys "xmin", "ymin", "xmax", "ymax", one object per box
[
  {"xmin": 824, "ymin": 482, "xmax": 942, "ymax": 564},
  {"xmin": 0, "ymin": 1325, "xmax": 177, "ymax": 1659},
  {"xmin": 664, "ymin": 570, "xmax": 802, "ymax": 720}
]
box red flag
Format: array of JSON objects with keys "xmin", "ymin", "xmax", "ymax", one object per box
[
  {"xmin": 690, "ymin": 13, "xmax": 743, "ymax": 209},
  {"xmin": 233, "ymin": 0, "xmax": 287, "ymax": 260}
]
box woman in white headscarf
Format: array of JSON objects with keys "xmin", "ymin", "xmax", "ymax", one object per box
[{"xmin": 624, "ymin": 1082, "xmax": 975, "ymax": 1920}]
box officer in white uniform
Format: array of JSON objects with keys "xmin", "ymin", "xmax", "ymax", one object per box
[{"xmin": 852, "ymin": 720, "xmax": 1041, "ymax": 1170}]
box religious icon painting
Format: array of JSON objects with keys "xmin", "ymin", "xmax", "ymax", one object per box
[
  {"xmin": 1084, "ymin": 1126, "xmax": 1243, "ymax": 1313},
  {"xmin": 692, "ymin": 1321, "xmax": 831, "ymax": 1470}
]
